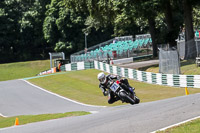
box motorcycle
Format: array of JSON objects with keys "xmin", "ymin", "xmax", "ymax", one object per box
[{"xmin": 107, "ymin": 78, "xmax": 140, "ymax": 105}]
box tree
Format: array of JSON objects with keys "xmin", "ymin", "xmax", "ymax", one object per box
[
  {"xmin": 133, "ymin": 0, "xmax": 159, "ymax": 57},
  {"xmin": 0, "ymin": 0, "xmax": 21, "ymax": 63},
  {"xmin": 20, "ymin": 0, "xmax": 50, "ymax": 60},
  {"xmin": 43, "ymin": 0, "xmax": 87, "ymax": 56},
  {"xmin": 161, "ymin": 0, "xmax": 177, "ymax": 47},
  {"xmin": 183, "ymin": 0, "xmax": 196, "ymax": 59},
  {"xmin": 1, "ymin": 0, "xmax": 198, "ymax": 62},
  {"xmin": 0, "ymin": 0, "xmax": 50, "ymax": 63}
]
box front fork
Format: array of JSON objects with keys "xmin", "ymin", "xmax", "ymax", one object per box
[{"xmin": 117, "ymin": 89, "xmax": 134, "ymax": 102}]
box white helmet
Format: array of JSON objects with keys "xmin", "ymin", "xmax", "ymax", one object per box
[{"xmin": 97, "ymin": 72, "xmax": 106, "ymax": 84}]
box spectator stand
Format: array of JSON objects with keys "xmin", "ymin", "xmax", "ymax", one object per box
[{"xmin": 70, "ymin": 35, "xmax": 152, "ymax": 63}]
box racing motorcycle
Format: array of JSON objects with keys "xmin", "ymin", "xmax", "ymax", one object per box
[{"xmin": 107, "ymin": 77, "xmax": 140, "ymax": 105}]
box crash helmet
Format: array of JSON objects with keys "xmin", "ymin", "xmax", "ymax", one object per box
[{"xmin": 97, "ymin": 72, "xmax": 106, "ymax": 84}]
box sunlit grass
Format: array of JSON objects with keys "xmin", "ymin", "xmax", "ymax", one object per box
[
  {"xmin": 0, "ymin": 111, "xmax": 90, "ymax": 128},
  {"xmin": 139, "ymin": 60, "xmax": 200, "ymax": 75},
  {"xmin": 0, "ymin": 60, "xmax": 50, "ymax": 81},
  {"xmin": 29, "ymin": 69, "xmax": 200, "ymax": 106},
  {"xmin": 157, "ymin": 118, "xmax": 200, "ymax": 133}
]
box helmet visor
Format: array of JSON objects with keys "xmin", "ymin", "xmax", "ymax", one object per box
[{"xmin": 99, "ymin": 76, "xmax": 106, "ymax": 83}]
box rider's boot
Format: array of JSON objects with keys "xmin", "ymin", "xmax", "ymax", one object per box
[
  {"xmin": 128, "ymin": 87, "xmax": 135, "ymax": 99},
  {"xmin": 128, "ymin": 87, "xmax": 134, "ymax": 94}
]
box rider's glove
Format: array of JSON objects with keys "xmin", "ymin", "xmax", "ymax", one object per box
[{"xmin": 117, "ymin": 75, "xmax": 121, "ymax": 80}]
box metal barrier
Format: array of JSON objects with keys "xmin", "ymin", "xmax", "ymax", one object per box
[{"xmin": 59, "ymin": 60, "xmax": 200, "ymax": 88}]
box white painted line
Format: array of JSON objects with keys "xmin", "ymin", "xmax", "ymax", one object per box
[
  {"xmin": 151, "ymin": 115, "xmax": 200, "ymax": 133},
  {"xmin": 89, "ymin": 111, "xmax": 99, "ymax": 114},
  {"xmin": 0, "ymin": 113, "xmax": 8, "ymax": 118},
  {"xmin": 20, "ymin": 79, "xmax": 106, "ymax": 108}
]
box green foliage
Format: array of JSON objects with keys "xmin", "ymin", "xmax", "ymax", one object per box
[
  {"xmin": 0, "ymin": 0, "xmax": 199, "ymax": 62},
  {"xmin": 43, "ymin": 0, "xmax": 87, "ymax": 54},
  {"xmin": 193, "ymin": 6, "xmax": 200, "ymax": 29},
  {"xmin": 0, "ymin": 0, "xmax": 50, "ymax": 63}
]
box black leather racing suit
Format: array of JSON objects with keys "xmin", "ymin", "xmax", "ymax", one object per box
[{"xmin": 99, "ymin": 74, "xmax": 133, "ymax": 104}]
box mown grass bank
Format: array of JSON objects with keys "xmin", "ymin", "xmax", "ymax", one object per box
[
  {"xmin": 157, "ymin": 118, "xmax": 200, "ymax": 133},
  {"xmin": 28, "ymin": 69, "xmax": 200, "ymax": 106},
  {"xmin": 0, "ymin": 111, "xmax": 90, "ymax": 128},
  {"xmin": 139, "ymin": 60, "xmax": 200, "ymax": 75},
  {"xmin": 0, "ymin": 60, "xmax": 50, "ymax": 81}
]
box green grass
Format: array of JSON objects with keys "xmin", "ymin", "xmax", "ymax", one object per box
[
  {"xmin": 29, "ymin": 69, "xmax": 200, "ymax": 106},
  {"xmin": 0, "ymin": 60, "xmax": 50, "ymax": 81},
  {"xmin": 29, "ymin": 69, "xmax": 115, "ymax": 106},
  {"xmin": 2, "ymin": 60, "xmax": 200, "ymax": 130},
  {"xmin": 0, "ymin": 111, "xmax": 90, "ymax": 128},
  {"xmin": 157, "ymin": 118, "xmax": 200, "ymax": 133},
  {"xmin": 139, "ymin": 60, "xmax": 200, "ymax": 75},
  {"xmin": 180, "ymin": 60, "xmax": 200, "ymax": 75}
]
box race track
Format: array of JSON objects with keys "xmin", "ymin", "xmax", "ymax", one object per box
[
  {"xmin": 0, "ymin": 80, "xmax": 104, "ymax": 117},
  {"xmin": 1, "ymin": 80, "xmax": 200, "ymax": 133}
]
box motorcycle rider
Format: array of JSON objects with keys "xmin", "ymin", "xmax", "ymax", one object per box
[{"xmin": 97, "ymin": 72, "xmax": 134, "ymax": 104}]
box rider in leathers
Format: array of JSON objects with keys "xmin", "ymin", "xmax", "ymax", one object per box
[{"xmin": 98, "ymin": 72, "xmax": 134, "ymax": 104}]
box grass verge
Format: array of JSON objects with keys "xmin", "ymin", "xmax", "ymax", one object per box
[
  {"xmin": 139, "ymin": 60, "xmax": 200, "ymax": 75},
  {"xmin": 157, "ymin": 118, "xmax": 200, "ymax": 133},
  {"xmin": 0, "ymin": 111, "xmax": 90, "ymax": 128},
  {"xmin": 0, "ymin": 60, "xmax": 50, "ymax": 81},
  {"xmin": 28, "ymin": 69, "xmax": 200, "ymax": 106}
]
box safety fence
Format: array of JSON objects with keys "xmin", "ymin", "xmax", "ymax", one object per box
[{"xmin": 60, "ymin": 61, "xmax": 200, "ymax": 88}]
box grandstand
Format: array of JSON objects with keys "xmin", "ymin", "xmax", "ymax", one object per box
[
  {"xmin": 70, "ymin": 34, "xmax": 152, "ymax": 63},
  {"xmin": 195, "ymin": 30, "xmax": 200, "ymax": 39}
]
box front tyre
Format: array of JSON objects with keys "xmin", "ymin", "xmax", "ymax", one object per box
[{"xmin": 119, "ymin": 91, "xmax": 135, "ymax": 105}]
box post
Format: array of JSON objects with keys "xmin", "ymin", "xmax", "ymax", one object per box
[
  {"xmin": 62, "ymin": 52, "xmax": 65, "ymax": 60},
  {"xmin": 185, "ymin": 87, "xmax": 189, "ymax": 95},
  {"xmin": 85, "ymin": 32, "xmax": 88, "ymax": 49},
  {"xmin": 49, "ymin": 53, "xmax": 52, "ymax": 68}
]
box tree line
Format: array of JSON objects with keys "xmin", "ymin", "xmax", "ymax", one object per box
[{"xmin": 0, "ymin": 0, "xmax": 200, "ymax": 63}]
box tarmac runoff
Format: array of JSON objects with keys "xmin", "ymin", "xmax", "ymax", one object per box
[{"xmin": 21, "ymin": 79, "xmax": 106, "ymax": 108}]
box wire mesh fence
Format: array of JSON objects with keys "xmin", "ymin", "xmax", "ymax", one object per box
[
  {"xmin": 177, "ymin": 38, "xmax": 200, "ymax": 59},
  {"xmin": 159, "ymin": 47, "xmax": 181, "ymax": 74}
]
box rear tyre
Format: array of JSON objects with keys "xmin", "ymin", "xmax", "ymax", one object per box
[
  {"xmin": 134, "ymin": 96, "xmax": 140, "ymax": 104},
  {"xmin": 119, "ymin": 91, "xmax": 135, "ymax": 105}
]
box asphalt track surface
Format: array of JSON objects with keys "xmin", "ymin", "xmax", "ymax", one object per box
[
  {"xmin": 0, "ymin": 80, "xmax": 104, "ymax": 117},
  {"xmin": 1, "ymin": 80, "xmax": 200, "ymax": 133}
]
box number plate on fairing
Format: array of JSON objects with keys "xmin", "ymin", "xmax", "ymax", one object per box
[{"xmin": 110, "ymin": 82, "xmax": 120, "ymax": 92}]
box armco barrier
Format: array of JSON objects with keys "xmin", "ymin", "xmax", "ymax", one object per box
[{"xmin": 61, "ymin": 61, "xmax": 200, "ymax": 88}]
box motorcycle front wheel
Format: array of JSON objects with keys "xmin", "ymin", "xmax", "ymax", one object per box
[{"xmin": 119, "ymin": 91, "xmax": 135, "ymax": 105}]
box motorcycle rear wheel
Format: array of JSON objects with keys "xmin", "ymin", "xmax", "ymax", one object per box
[{"xmin": 134, "ymin": 96, "xmax": 140, "ymax": 104}]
